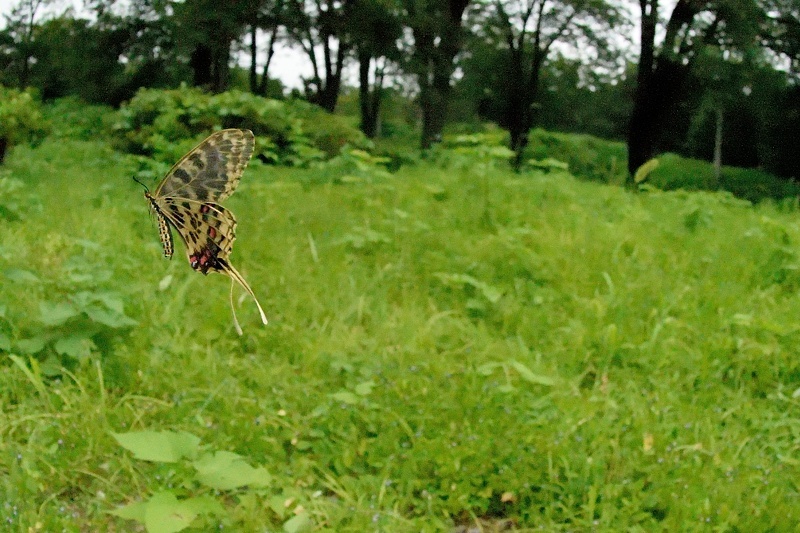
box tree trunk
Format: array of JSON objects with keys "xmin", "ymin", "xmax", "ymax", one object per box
[
  {"xmin": 413, "ymin": 0, "xmax": 470, "ymax": 150},
  {"xmin": 358, "ymin": 52, "xmax": 380, "ymax": 138},
  {"xmin": 249, "ymin": 25, "xmax": 258, "ymax": 94},
  {"xmin": 190, "ymin": 44, "xmax": 213, "ymax": 88},
  {"xmin": 713, "ymin": 107, "xmax": 723, "ymax": 187}
]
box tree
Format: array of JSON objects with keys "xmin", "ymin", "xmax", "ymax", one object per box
[
  {"xmin": 475, "ymin": 0, "xmax": 620, "ymax": 167},
  {"xmin": 174, "ymin": 0, "xmax": 247, "ymax": 92},
  {"xmin": 285, "ymin": 0, "xmax": 352, "ymax": 112},
  {"xmin": 350, "ymin": 0, "xmax": 402, "ymax": 137},
  {"xmin": 404, "ymin": 0, "xmax": 470, "ymax": 149},
  {"xmin": 2, "ymin": 0, "xmax": 53, "ymax": 88},
  {"xmin": 244, "ymin": 0, "xmax": 285, "ymax": 96},
  {"xmin": 627, "ymin": 0, "xmax": 762, "ymax": 178}
]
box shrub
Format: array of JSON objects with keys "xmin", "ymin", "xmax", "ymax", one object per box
[
  {"xmin": 524, "ymin": 128, "xmax": 627, "ymax": 183},
  {"xmin": 0, "ymin": 86, "xmax": 49, "ymax": 163},
  {"xmin": 649, "ymin": 153, "xmax": 800, "ymax": 202},
  {"xmin": 113, "ymin": 87, "xmax": 369, "ymax": 167}
]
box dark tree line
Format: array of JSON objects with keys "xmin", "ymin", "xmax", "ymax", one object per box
[{"xmin": 1, "ymin": 0, "xmax": 799, "ymax": 179}]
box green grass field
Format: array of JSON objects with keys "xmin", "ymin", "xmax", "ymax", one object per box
[{"xmin": 3, "ymin": 135, "xmax": 800, "ymax": 531}]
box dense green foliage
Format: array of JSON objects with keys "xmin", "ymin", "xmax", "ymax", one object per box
[
  {"xmin": 3, "ymin": 103, "xmax": 800, "ymax": 529},
  {"xmin": 0, "ymin": 86, "xmax": 49, "ymax": 162},
  {"xmin": 113, "ymin": 87, "xmax": 369, "ymax": 168}
]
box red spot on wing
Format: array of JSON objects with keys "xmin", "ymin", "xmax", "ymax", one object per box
[{"xmin": 209, "ymin": 227, "xmax": 217, "ymax": 239}]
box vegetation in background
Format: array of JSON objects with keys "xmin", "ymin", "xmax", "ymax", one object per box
[
  {"xmin": 0, "ymin": 85, "xmax": 48, "ymax": 163},
  {"xmin": 112, "ymin": 87, "xmax": 369, "ymax": 170}
]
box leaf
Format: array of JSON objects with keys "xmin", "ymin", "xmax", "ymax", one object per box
[
  {"xmin": 108, "ymin": 500, "xmax": 148, "ymax": 522},
  {"xmin": 192, "ymin": 451, "xmax": 271, "ymax": 490},
  {"xmin": 9, "ymin": 355, "xmax": 47, "ymax": 396},
  {"xmin": 0, "ymin": 333, "xmax": 10, "ymax": 351},
  {"xmin": 4, "ymin": 268, "xmax": 40, "ymax": 283},
  {"xmin": 15, "ymin": 337, "xmax": 46, "ymax": 354},
  {"xmin": 283, "ymin": 513, "xmax": 312, "ymax": 533},
  {"xmin": 634, "ymin": 158, "xmax": 660, "ymax": 184},
  {"xmin": 108, "ymin": 493, "xmax": 223, "ymax": 532},
  {"xmin": 39, "ymin": 301, "xmax": 80, "ymax": 326},
  {"xmin": 111, "ymin": 430, "xmax": 201, "ymax": 463},
  {"xmin": 476, "ymin": 362, "xmax": 503, "ymax": 376},
  {"xmin": 54, "ymin": 335, "xmax": 97, "ymax": 360},
  {"xmin": 354, "ymin": 380, "xmax": 375, "ymax": 396},
  {"xmin": 509, "ymin": 361, "xmax": 555, "ymax": 386},
  {"xmin": 84, "ymin": 305, "xmax": 138, "ymax": 328},
  {"xmin": 0, "ymin": 303, "xmax": 6, "ymax": 317},
  {"xmin": 329, "ymin": 391, "xmax": 359, "ymax": 405},
  {"xmin": 144, "ymin": 491, "xmax": 198, "ymax": 533}
]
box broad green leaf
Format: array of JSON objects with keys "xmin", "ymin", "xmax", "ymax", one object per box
[
  {"xmin": 54, "ymin": 335, "xmax": 97, "ymax": 360},
  {"xmin": 84, "ymin": 306, "xmax": 138, "ymax": 328},
  {"xmin": 39, "ymin": 301, "xmax": 80, "ymax": 326},
  {"xmin": 108, "ymin": 500, "xmax": 148, "ymax": 522},
  {"xmin": 283, "ymin": 513, "xmax": 312, "ymax": 533},
  {"xmin": 144, "ymin": 491, "xmax": 197, "ymax": 533},
  {"xmin": 509, "ymin": 361, "xmax": 554, "ymax": 386},
  {"xmin": 15, "ymin": 337, "xmax": 46, "ymax": 354},
  {"xmin": 0, "ymin": 303, "xmax": 6, "ymax": 317},
  {"xmin": 4, "ymin": 269, "xmax": 40, "ymax": 283},
  {"xmin": 193, "ymin": 451, "xmax": 271, "ymax": 490},
  {"xmin": 476, "ymin": 362, "xmax": 503, "ymax": 376},
  {"xmin": 330, "ymin": 391, "xmax": 359, "ymax": 405},
  {"xmin": 111, "ymin": 430, "xmax": 200, "ymax": 463},
  {"xmin": 354, "ymin": 380, "xmax": 375, "ymax": 396}
]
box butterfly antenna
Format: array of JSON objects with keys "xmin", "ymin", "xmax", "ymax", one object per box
[{"xmin": 132, "ymin": 175, "xmax": 150, "ymax": 193}]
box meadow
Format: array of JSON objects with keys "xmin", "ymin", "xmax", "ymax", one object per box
[{"xmin": 3, "ymin": 126, "xmax": 800, "ymax": 531}]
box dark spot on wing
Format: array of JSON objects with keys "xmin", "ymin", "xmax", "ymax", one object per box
[{"xmin": 173, "ymin": 168, "xmax": 191, "ymax": 183}]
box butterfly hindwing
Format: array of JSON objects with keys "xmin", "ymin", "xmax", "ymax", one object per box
[
  {"xmin": 157, "ymin": 199, "xmax": 237, "ymax": 274},
  {"xmin": 155, "ymin": 129, "xmax": 255, "ymax": 203}
]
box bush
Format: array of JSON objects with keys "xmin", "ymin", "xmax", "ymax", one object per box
[
  {"xmin": 42, "ymin": 97, "xmax": 116, "ymax": 140},
  {"xmin": 113, "ymin": 87, "xmax": 369, "ymax": 167},
  {"xmin": 0, "ymin": 86, "xmax": 49, "ymax": 163},
  {"xmin": 649, "ymin": 153, "xmax": 800, "ymax": 202},
  {"xmin": 524, "ymin": 128, "xmax": 627, "ymax": 183}
]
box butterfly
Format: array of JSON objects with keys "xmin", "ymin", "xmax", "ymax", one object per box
[{"xmin": 137, "ymin": 128, "xmax": 268, "ymax": 335}]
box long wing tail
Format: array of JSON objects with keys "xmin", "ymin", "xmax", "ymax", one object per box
[{"xmin": 219, "ymin": 259, "xmax": 268, "ymax": 335}]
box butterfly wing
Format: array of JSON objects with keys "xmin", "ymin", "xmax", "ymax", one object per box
[
  {"xmin": 154, "ymin": 198, "xmax": 268, "ymax": 331},
  {"xmin": 154, "ymin": 129, "xmax": 255, "ymax": 203},
  {"xmin": 155, "ymin": 198, "xmax": 237, "ymax": 272}
]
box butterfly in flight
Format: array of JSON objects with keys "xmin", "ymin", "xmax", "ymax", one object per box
[{"xmin": 137, "ymin": 128, "xmax": 268, "ymax": 335}]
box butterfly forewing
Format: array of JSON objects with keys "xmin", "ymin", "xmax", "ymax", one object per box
[{"xmin": 155, "ymin": 129, "xmax": 255, "ymax": 203}]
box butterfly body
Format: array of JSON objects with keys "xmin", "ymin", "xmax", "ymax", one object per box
[{"xmin": 142, "ymin": 129, "xmax": 267, "ymax": 334}]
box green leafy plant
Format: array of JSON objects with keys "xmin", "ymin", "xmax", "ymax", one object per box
[
  {"xmin": 113, "ymin": 88, "xmax": 368, "ymax": 168},
  {"xmin": 109, "ymin": 430, "xmax": 285, "ymax": 533},
  {"xmin": 0, "ymin": 86, "xmax": 50, "ymax": 163}
]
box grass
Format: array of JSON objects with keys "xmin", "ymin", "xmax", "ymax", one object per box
[{"xmin": 3, "ymin": 134, "xmax": 800, "ymax": 531}]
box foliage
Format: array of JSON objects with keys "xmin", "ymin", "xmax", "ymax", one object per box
[
  {"xmin": 525, "ymin": 128, "xmax": 628, "ymax": 183},
  {"xmin": 42, "ymin": 97, "xmax": 116, "ymax": 140},
  {"xmin": 0, "ymin": 85, "xmax": 49, "ymax": 162},
  {"xmin": 112, "ymin": 87, "xmax": 369, "ymax": 169},
  {"xmin": 649, "ymin": 153, "xmax": 800, "ymax": 202},
  {"xmin": 6, "ymin": 122, "xmax": 800, "ymax": 530}
]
